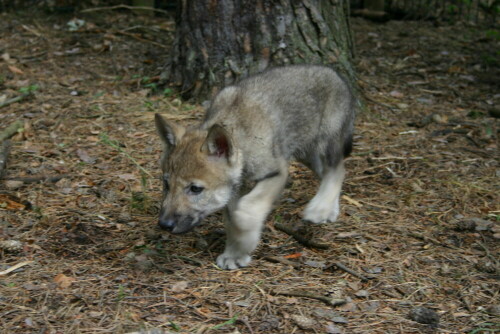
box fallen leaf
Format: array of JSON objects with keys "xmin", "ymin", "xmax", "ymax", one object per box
[
  {"xmin": 76, "ymin": 148, "xmax": 96, "ymax": 164},
  {"xmin": 336, "ymin": 231, "xmax": 361, "ymax": 238},
  {"xmin": 291, "ymin": 314, "xmax": 316, "ymax": 330},
  {"xmin": 54, "ymin": 273, "xmax": 76, "ymax": 289},
  {"xmin": 4, "ymin": 180, "xmax": 24, "ymax": 190},
  {"xmin": 171, "ymin": 280, "xmax": 189, "ymax": 293},
  {"xmin": 304, "ymin": 260, "xmax": 326, "ymax": 268},
  {"xmin": 364, "ymin": 266, "xmax": 383, "ymax": 274},
  {"xmin": 355, "ymin": 290, "xmax": 369, "ymax": 298},
  {"xmin": 0, "ymin": 194, "xmax": 26, "ymax": 210},
  {"xmin": 8, "ymin": 65, "xmax": 24, "ymax": 74},
  {"xmin": 331, "ymin": 316, "xmax": 348, "ymax": 324},
  {"xmin": 325, "ymin": 322, "xmax": 344, "ymax": 334},
  {"xmin": 389, "ymin": 90, "xmax": 404, "ymax": 98},
  {"xmin": 283, "ymin": 252, "xmax": 302, "ymax": 259},
  {"xmin": 118, "ymin": 173, "xmax": 137, "ymax": 180}
]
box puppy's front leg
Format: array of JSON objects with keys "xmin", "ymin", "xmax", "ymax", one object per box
[{"xmin": 216, "ymin": 165, "xmax": 288, "ymax": 270}]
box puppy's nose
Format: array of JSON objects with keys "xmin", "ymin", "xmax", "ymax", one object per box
[{"xmin": 158, "ymin": 217, "xmax": 176, "ymax": 231}]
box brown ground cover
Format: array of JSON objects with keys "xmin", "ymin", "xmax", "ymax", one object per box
[{"xmin": 0, "ymin": 9, "xmax": 498, "ymax": 334}]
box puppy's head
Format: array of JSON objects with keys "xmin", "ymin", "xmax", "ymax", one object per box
[{"xmin": 154, "ymin": 114, "xmax": 241, "ymax": 234}]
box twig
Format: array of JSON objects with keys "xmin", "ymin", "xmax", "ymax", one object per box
[
  {"xmin": 81, "ymin": 4, "xmax": 170, "ymax": 15},
  {"xmin": 0, "ymin": 140, "xmax": 11, "ymax": 179},
  {"xmin": 341, "ymin": 195, "xmax": 363, "ymax": 207},
  {"xmin": 274, "ymin": 222, "xmax": 329, "ymax": 249},
  {"xmin": 171, "ymin": 255, "xmax": 203, "ymax": 267},
  {"xmin": 0, "ymin": 94, "xmax": 30, "ymax": 109},
  {"xmin": 476, "ymin": 241, "xmax": 500, "ymax": 267},
  {"xmin": 325, "ymin": 261, "xmax": 371, "ymax": 282},
  {"xmin": 114, "ymin": 30, "xmax": 168, "ymax": 49},
  {"xmin": 0, "ymin": 120, "xmax": 23, "ymax": 142},
  {"xmin": 0, "ymin": 261, "xmax": 33, "ymax": 276},
  {"xmin": 404, "ymin": 230, "xmax": 461, "ymax": 251},
  {"xmin": 357, "ymin": 200, "xmax": 398, "ymax": 212},
  {"xmin": 365, "ymin": 95, "xmax": 398, "ymax": 112},
  {"xmin": 262, "ymin": 256, "xmax": 302, "ymax": 269},
  {"xmin": 270, "ymin": 290, "xmax": 346, "ymax": 307},
  {"xmin": 4, "ymin": 174, "xmax": 71, "ymax": 183}
]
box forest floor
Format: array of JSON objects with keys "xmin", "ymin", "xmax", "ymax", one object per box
[{"xmin": 0, "ymin": 8, "xmax": 498, "ymax": 334}]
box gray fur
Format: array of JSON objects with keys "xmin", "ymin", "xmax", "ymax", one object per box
[
  {"xmin": 202, "ymin": 65, "xmax": 356, "ymax": 180},
  {"xmin": 155, "ymin": 65, "xmax": 356, "ymax": 270}
]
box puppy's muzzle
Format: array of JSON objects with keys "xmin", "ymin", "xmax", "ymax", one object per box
[
  {"xmin": 158, "ymin": 215, "xmax": 177, "ymax": 232},
  {"xmin": 158, "ymin": 212, "xmax": 200, "ymax": 234}
]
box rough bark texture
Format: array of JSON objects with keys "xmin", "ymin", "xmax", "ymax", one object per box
[{"xmin": 162, "ymin": 0, "xmax": 356, "ymax": 100}]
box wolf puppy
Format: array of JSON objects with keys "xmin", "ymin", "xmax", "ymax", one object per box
[{"xmin": 155, "ymin": 65, "xmax": 356, "ymax": 269}]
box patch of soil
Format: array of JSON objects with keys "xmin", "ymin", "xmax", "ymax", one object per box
[{"xmin": 0, "ymin": 9, "xmax": 498, "ymax": 334}]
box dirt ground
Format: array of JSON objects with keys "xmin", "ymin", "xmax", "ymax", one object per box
[{"xmin": 0, "ymin": 8, "xmax": 499, "ymax": 334}]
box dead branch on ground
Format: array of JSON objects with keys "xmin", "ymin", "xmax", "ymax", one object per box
[
  {"xmin": 262, "ymin": 256, "xmax": 302, "ymax": 270},
  {"xmin": 0, "ymin": 94, "xmax": 30, "ymax": 109},
  {"xmin": 4, "ymin": 174, "xmax": 72, "ymax": 183},
  {"xmin": 325, "ymin": 261, "xmax": 372, "ymax": 282},
  {"xmin": 0, "ymin": 121, "xmax": 23, "ymax": 142},
  {"xmin": 274, "ymin": 222, "xmax": 329, "ymax": 249},
  {"xmin": 270, "ymin": 289, "xmax": 346, "ymax": 307}
]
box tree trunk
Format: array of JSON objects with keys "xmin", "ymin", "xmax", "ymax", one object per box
[{"xmin": 161, "ymin": 0, "xmax": 356, "ymax": 100}]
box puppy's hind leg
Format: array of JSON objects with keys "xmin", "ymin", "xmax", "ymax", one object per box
[{"xmin": 303, "ymin": 160, "xmax": 345, "ymax": 224}]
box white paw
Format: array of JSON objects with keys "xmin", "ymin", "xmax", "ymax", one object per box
[
  {"xmin": 303, "ymin": 198, "xmax": 339, "ymax": 224},
  {"xmin": 216, "ymin": 252, "xmax": 251, "ymax": 270}
]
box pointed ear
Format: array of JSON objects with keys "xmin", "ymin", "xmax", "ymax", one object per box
[
  {"xmin": 202, "ymin": 124, "xmax": 234, "ymax": 162},
  {"xmin": 155, "ymin": 113, "xmax": 185, "ymax": 154}
]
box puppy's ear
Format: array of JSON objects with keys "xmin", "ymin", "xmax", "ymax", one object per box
[
  {"xmin": 155, "ymin": 113, "xmax": 185, "ymax": 156},
  {"xmin": 202, "ymin": 124, "xmax": 234, "ymax": 163}
]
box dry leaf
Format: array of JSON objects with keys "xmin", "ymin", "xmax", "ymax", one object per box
[
  {"xmin": 336, "ymin": 232, "xmax": 361, "ymax": 238},
  {"xmin": 355, "ymin": 290, "xmax": 369, "ymax": 298},
  {"xmin": 118, "ymin": 173, "xmax": 137, "ymax": 180},
  {"xmin": 291, "ymin": 314, "xmax": 316, "ymax": 330},
  {"xmin": 54, "ymin": 273, "xmax": 76, "ymax": 289},
  {"xmin": 0, "ymin": 194, "xmax": 26, "ymax": 210},
  {"xmin": 8, "ymin": 65, "xmax": 24, "ymax": 74},
  {"xmin": 171, "ymin": 280, "xmax": 189, "ymax": 293},
  {"xmin": 76, "ymin": 148, "xmax": 96, "ymax": 164},
  {"xmin": 283, "ymin": 252, "xmax": 302, "ymax": 259}
]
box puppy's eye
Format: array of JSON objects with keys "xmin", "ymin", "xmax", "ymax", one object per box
[{"xmin": 189, "ymin": 185, "xmax": 204, "ymax": 194}]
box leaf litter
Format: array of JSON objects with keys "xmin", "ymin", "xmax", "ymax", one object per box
[{"xmin": 0, "ymin": 9, "xmax": 498, "ymax": 334}]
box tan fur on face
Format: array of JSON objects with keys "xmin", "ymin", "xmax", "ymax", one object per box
[{"xmin": 160, "ymin": 129, "xmax": 238, "ymax": 218}]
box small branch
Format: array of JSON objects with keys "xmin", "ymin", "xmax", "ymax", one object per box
[
  {"xmin": 365, "ymin": 95, "xmax": 398, "ymax": 112},
  {"xmin": 114, "ymin": 30, "xmax": 168, "ymax": 49},
  {"xmin": 0, "ymin": 94, "xmax": 30, "ymax": 109},
  {"xmin": 0, "ymin": 140, "xmax": 11, "ymax": 179},
  {"xmin": 81, "ymin": 4, "xmax": 170, "ymax": 15},
  {"xmin": 0, "ymin": 261, "xmax": 33, "ymax": 276},
  {"xmin": 4, "ymin": 174, "xmax": 71, "ymax": 183},
  {"xmin": 0, "ymin": 120, "xmax": 23, "ymax": 142},
  {"xmin": 171, "ymin": 255, "xmax": 203, "ymax": 267},
  {"xmin": 262, "ymin": 256, "xmax": 302, "ymax": 270},
  {"xmin": 476, "ymin": 241, "xmax": 500, "ymax": 267},
  {"xmin": 325, "ymin": 261, "xmax": 371, "ymax": 282},
  {"xmin": 270, "ymin": 290, "xmax": 346, "ymax": 307},
  {"xmin": 274, "ymin": 222, "xmax": 329, "ymax": 249},
  {"xmin": 403, "ymin": 229, "xmax": 461, "ymax": 251}
]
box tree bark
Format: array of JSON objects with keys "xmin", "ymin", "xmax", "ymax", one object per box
[{"xmin": 161, "ymin": 0, "xmax": 356, "ymax": 100}]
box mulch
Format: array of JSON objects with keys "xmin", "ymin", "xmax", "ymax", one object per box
[{"xmin": 0, "ymin": 9, "xmax": 498, "ymax": 334}]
